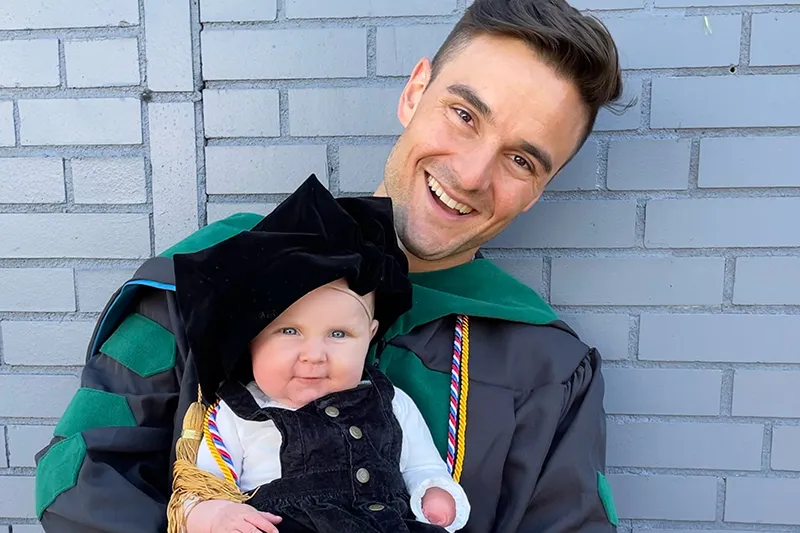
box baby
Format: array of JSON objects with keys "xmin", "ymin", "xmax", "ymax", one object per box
[{"xmin": 167, "ymin": 175, "xmax": 470, "ymax": 533}]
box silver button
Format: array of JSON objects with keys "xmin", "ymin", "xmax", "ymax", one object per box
[
  {"xmin": 368, "ymin": 503, "xmax": 385, "ymax": 512},
  {"xmin": 349, "ymin": 426, "xmax": 363, "ymax": 439},
  {"xmin": 324, "ymin": 406, "xmax": 339, "ymax": 418},
  {"xmin": 356, "ymin": 468, "xmax": 370, "ymax": 483}
]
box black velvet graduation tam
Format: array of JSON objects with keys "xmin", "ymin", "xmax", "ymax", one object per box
[{"xmin": 172, "ymin": 174, "xmax": 412, "ymax": 403}]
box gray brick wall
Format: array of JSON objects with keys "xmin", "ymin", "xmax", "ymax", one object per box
[{"xmin": 0, "ymin": 0, "xmax": 796, "ymax": 530}]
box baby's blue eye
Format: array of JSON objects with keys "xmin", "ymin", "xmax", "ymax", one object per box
[
  {"xmin": 281, "ymin": 327, "xmax": 298, "ymax": 335},
  {"xmin": 331, "ymin": 330, "xmax": 346, "ymax": 339}
]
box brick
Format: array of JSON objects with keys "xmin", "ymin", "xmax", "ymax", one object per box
[
  {"xmin": 699, "ymin": 136, "xmax": 800, "ymax": 188},
  {"xmin": 0, "ymin": 214, "xmax": 150, "ymax": 258},
  {"xmin": 558, "ymin": 314, "xmax": 629, "ymax": 361},
  {"xmin": 0, "ymin": 269, "xmax": 75, "ymax": 312},
  {"xmin": 1, "ymin": 321, "xmax": 94, "ymax": 366},
  {"xmin": 608, "ymin": 422, "xmax": 762, "ymax": 470},
  {"xmin": 149, "ymin": 103, "xmax": 199, "ymax": 254},
  {"xmin": 651, "ymin": 75, "xmax": 800, "ymax": 129},
  {"xmin": 772, "ymin": 426, "xmax": 800, "ymax": 471},
  {"xmin": 646, "ymin": 198, "xmax": 800, "ymax": 248},
  {"xmin": 19, "ymin": 98, "xmax": 141, "ymax": 146},
  {"xmin": 338, "ymin": 145, "xmax": 392, "ymax": 192},
  {"xmin": 65, "ymin": 39, "xmax": 140, "ymax": 88},
  {"xmin": 634, "ymin": 530, "xmax": 751, "ymax": 533},
  {"xmin": 726, "ymin": 478, "xmax": 800, "ymax": 525},
  {"xmin": 144, "ymin": 0, "xmax": 192, "ymax": 92},
  {"xmin": 285, "ymin": 0, "xmax": 457, "ymax": 18},
  {"xmin": 75, "ymin": 268, "xmax": 136, "ymax": 312},
  {"xmin": 733, "ymin": 371, "xmax": 800, "ymax": 418},
  {"xmin": 593, "ymin": 76, "xmax": 642, "ymax": 131},
  {"xmin": 12, "ymin": 527, "xmax": 44, "ymax": 533},
  {"xmin": 202, "ymin": 29, "xmax": 366, "ymax": 80},
  {"xmin": 605, "ymin": 15, "xmax": 740, "ymax": 70},
  {"xmin": 551, "ymin": 258, "xmax": 724, "ymax": 306},
  {"xmin": 71, "ymin": 157, "xmax": 146, "ymax": 204},
  {"xmin": 604, "ymin": 368, "xmax": 722, "ymax": 415},
  {"xmin": 607, "ymin": 139, "xmax": 690, "ymax": 190},
  {"xmin": 490, "ymin": 258, "xmax": 544, "ymax": 293},
  {"xmin": 0, "ymin": 40, "xmax": 59, "ymax": 88},
  {"xmin": 547, "ymin": 140, "xmax": 597, "ymax": 192},
  {"xmin": 608, "ymin": 474, "xmax": 717, "ymax": 521},
  {"xmin": 376, "ymin": 25, "xmax": 453, "ymax": 77},
  {"xmin": 0, "ymin": 0, "xmax": 139, "ymax": 30},
  {"xmin": 289, "ymin": 88, "xmax": 402, "ymax": 136},
  {"xmin": 570, "ymin": 0, "xmax": 644, "ymax": 7},
  {"xmin": 751, "ymin": 14, "xmax": 800, "ymax": 67},
  {"xmin": 0, "ymin": 157, "xmax": 65, "ymax": 203},
  {"xmin": 203, "ymin": 89, "xmax": 280, "ymax": 138},
  {"xmin": 0, "ymin": 476, "xmax": 35, "ymax": 518},
  {"xmin": 200, "ymin": 0, "xmax": 277, "ymax": 22},
  {"xmin": 640, "ymin": 314, "xmax": 800, "ymax": 364},
  {"xmin": 206, "ymin": 203, "xmax": 277, "ymax": 224},
  {"xmin": 205, "ymin": 146, "xmax": 328, "ymax": 194},
  {"xmin": 0, "ymin": 375, "xmax": 79, "ymax": 418},
  {"xmin": 734, "ymin": 257, "xmax": 800, "ymax": 305},
  {"xmin": 7, "ymin": 426, "xmax": 55, "ymax": 467},
  {"xmin": 487, "ymin": 200, "xmax": 637, "ymax": 249},
  {"xmin": 656, "ymin": 0, "xmax": 800, "ymax": 5},
  {"xmin": 0, "ymin": 101, "xmax": 14, "ymax": 146}
]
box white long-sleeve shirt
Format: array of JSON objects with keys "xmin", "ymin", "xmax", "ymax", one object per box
[{"xmin": 197, "ymin": 381, "xmax": 471, "ymax": 532}]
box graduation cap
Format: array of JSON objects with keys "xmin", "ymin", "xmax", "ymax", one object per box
[{"xmin": 173, "ymin": 174, "xmax": 412, "ymax": 403}]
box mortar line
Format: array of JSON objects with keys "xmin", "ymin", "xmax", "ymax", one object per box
[
  {"xmin": 276, "ymin": 0, "xmax": 287, "ymax": 21},
  {"xmin": 628, "ymin": 314, "xmax": 641, "ymax": 360},
  {"xmin": 366, "ymin": 27, "xmax": 377, "ymax": 78},
  {"xmin": 137, "ymin": 0, "xmax": 148, "ymax": 87},
  {"xmin": 327, "ymin": 144, "xmax": 340, "ymax": 195},
  {"xmin": 3, "ymin": 425, "xmax": 10, "ymax": 467},
  {"xmin": 763, "ymin": 423, "xmax": 774, "ymax": 472},
  {"xmin": 138, "ymin": 0, "xmax": 154, "ymax": 256},
  {"xmin": 716, "ymin": 476, "xmax": 726, "ymax": 523},
  {"xmin": 63, "ymin": 158, "xmax": 75, "ymax": 211},
  {"xmin": 597, "ymin": 138, "xmax": 610, "ymax": 190},
  {"xmin": 723, "ymin": 256, "xmax": 737, "ymax": 307},
  {"xmin": 58, "ymin": 39, "xmax": 68, "ymax": 89},
  {"xmin": 720, "ymin": 368, "xmax": 735, "ymax": 417},
  {"xmin": 189, "ymin": 0, "xmax": 207, "ymax": 228},
  {"xmin": 541, "ymin": 257, "xmax": 552, "ymax": 303},
  {"xmin": 687, "ymin": 138, "xmax": 701, "ymax": 191},
  {"xmin": 279, "ymin": 90, "xmax": 290, "ymax": 136},
  {"xmin": 639, "ymin": 78, "xmax": 652, "ymax": 133},
  {"xmin": 11, "ymin": 102, "xmax": 20, "ymax": 147},
  {"xmin": 739, "ymin": 11, "xmax": 753, "ymax": 69}
]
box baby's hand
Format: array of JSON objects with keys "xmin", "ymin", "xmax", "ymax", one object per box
[
  {"xmin": 422, "ymin": 487, "xmax": 456, "ymax": 528},
  {"xmin": 187, "ymin": 499, "xmax": 283, "ymax": 533}
]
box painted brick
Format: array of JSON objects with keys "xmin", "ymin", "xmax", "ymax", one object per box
[
  {"xmin": 1, "ymin": 321, "xmax": 94, "ymax": 366},
  {"xmin": 19, "ymin": 98, "xmax": 142, "ymax": 146},
  {"xmin": 200, "ymin": 0, "xmax": 277, "ymax": 22},
  {"xmin": 772, "ymin": 426, "xmax": 800, "ymax": 471},
  {"xmin": 7, "ymin": 426, "xmax": 55, "ymax": 467},
  {"xmin": 656, "ymin": 0, "xmax": 800, "ymax": 5},
  {"xmin": 607, "ymin": 139, "xmax": 690, "ymax": 190},
  {"xmin": 206, "ymin": 203, "xmax": 278, "ymax": 224},
  {"xmin": 699, "ymin": 136, "xmax": 800, "ymax": 188},
  {"xmin": 0, "ymin": 157, "xmax": 65, "ymax": 203},
  {"xmin": 725, "ymin": 478, "xmax": 800, "ymax": 525},
  {"xmin": 65, "ymin": 39, "xmax": 140, "ymax": 88},
  {"xmin": 604, "ymin": 368, "xmax": 722, "ymax": 415},
  {"xmin": 646, "ymin": 198, "xmax": 800, "ymax": 248},
  {"xmin": 0, "ymin": 101, "xmax": 14, "ymax": 146},
  {"xmin": 593, "ymin": 76, "xmax": 642, "ymax": 131},
  {"xmin": 608, "ymin": 422, "xmax": 762, "ymax": 470},
  {"xmin": 487, "ymin": 201, "xmax": 637, "ymax": 249},
  {"xmin": 75, "ymin": 268, "xmax": 136, "ymax": 312},
  {"xmin": 338, "ymin": 145, "xmax": 392, "ymax": 192},
  {"xmin": 0, "ymin": 269, "xmax": 75, "ymax": 312},
  {"xmin": 608, "ymin": 474, "xmax": 717, "ymax": 521},
  {"xmin": 558, "ymin": 314, "xmax": 630, "ymax": 361},
  {"xmin": 0, "ymin": 40, "xmax": 59, "ymax": 88},
  {"xmin": 0, "ymin": 0, "xmax": 139, "ymax": 30},
  {"xmin": 640, "ymin": 314, "xmax": 800, "ymax": 364},
  {"xmin": 12, "ymin": 527, "xmax": 44, "ymax": 533},
  {"xmin": 651, "ymin": 75, "xmax": 800, "ymax": 129},
  {"xmin": 0, "ymin": 375, "xmax": 79, "ymax": 418},
  {"xmin": 289, "ymin": 88, "xmax": 402, "ymax": 136},
  {"xmin": 490, "ymin": 258, "xmax": 544, "ymax": 293},
  {"xmin": 205, "ymin": 146, "xmax": 328, "ymax": 194},
  {"xmin": 285, "ymin": 0, "xmax": 458, "ymax": 18},
  {"xmin": 149, "ymin": 103, "xmax": 199, "ymax": 254},
  {"xmin": 733, "ymin": 371, "xmax": 800, "ymax": 418},
  {"xmin": 734, "ymin": 257, "xmax": 800, "ymax": 305},
  {"xmin": 634, "ymin": 530, "xmax": 752, "ymax": 533},
  {"xmin": 0, "ymin": 476, "xmax": 35, "ymax": 518},
  {"xmin": 551, "ymin": 257, "xmax": 724, "ymax": 306},
  {"xmin": 203, "ymin": 89, "xmax": 280, "ymax": 138},
  {"xmin": 144, "ymin": 0, "xmax": 193, "ymax": 92},
  {"xmin": 750, "ymin": 14, "xmax": 800, "ymax": 67},
  {"xmin": 571, "ymin": 0, "xmax": 644, "ymax": 8},
  {"xmin": 71, "ymin": 157, "xmax": 146, "ymax": 204},
  {"xmin": 202, "ymin": 29, "xmax": 366, "ymax": 80},
  {"xmin": 376, "ymin": 25, "xmax": 453, "ymax": 77},
  {"xmin": 604, "ymin": 15, "xmax": 740, "ymax": 70},
  {"xmin": 0, "ymin": 214, "xmax": 151, "ymax": 258},
  {"xmin": 547, "ymin": 140, "xmax": 598, "ymax": 192}
]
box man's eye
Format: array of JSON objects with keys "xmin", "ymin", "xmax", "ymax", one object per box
[
  {"xmin": 331, "ymin": 330, "xmax": 346, "ymax": 339},
  {"xmin": 512, "ymin": 155, "xmax": 532, "ymax": 170},
  {"xmin": 281, "ymin": 327, "xmax": 298, "ymax": 335},
  {"xmin": 454, "ymin": 108, "xmax": 473, "ymax": 124}
]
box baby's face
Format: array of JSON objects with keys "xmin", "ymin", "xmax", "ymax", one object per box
[{"xmin": 250, "ymin": 280, "xmax": 379, "ymax": 408}]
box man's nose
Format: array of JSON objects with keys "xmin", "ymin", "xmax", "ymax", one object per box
[{"xmin": 451, "ymin": 144, "xmax": 494, "ymax": 192}]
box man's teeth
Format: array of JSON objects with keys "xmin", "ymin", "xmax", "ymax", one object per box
[{"xmin": 427, "ymin": 175, "xmax": 473, "ymax": 215}]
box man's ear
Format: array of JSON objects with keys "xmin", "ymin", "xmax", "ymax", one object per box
[
  {"xmin": 370, "ymin": 319, "xmax": 380, "ymax": 339},
  {"xmin": 397, "ymin": 57, "xmax": 431, "ymax": 128}
]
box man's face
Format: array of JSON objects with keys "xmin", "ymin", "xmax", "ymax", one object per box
[{"xmin": 380, "ymin": 33, "xmax": 588, "ymax": 269}]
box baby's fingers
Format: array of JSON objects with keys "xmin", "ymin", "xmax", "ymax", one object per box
[{"xmin": 243, "ymin": 512, "xmax": 282, "ymax": 533}]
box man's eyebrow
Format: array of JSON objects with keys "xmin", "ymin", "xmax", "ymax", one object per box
[
  {"xmin": 520, "ymin": 141, "xmax": 553, "ymax": 175},
  {"xmin": 447, "ymin": 83, "xmax": 492, "ymax": 121}
]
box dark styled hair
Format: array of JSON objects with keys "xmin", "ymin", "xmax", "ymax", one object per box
[{"xmin": 431, "ymin": 0, "xmax": 626, "ymax": 152}]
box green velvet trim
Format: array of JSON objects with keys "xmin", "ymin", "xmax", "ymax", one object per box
[
  {"xmin": 159, "ymin": 212, "xmax": 263, "ymax": 257},
  {"xmin": 35, "ymin": 434, "xmax": 87, "ymax": 519},
  {"xmin": 54, "ymin": 388, "xmax": 137, "ymax": 438},
  {"xmin": 100, "ymin": 313, "xmax": 175, "ymax": 377},
  {"xmin": 597, "ymin": 472, "xmax": 619, "ymax": 526}
]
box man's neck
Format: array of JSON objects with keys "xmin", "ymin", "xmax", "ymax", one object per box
[{"xmin": 403, "ymin": 244, "xmax": 478, "ymax": 274}]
